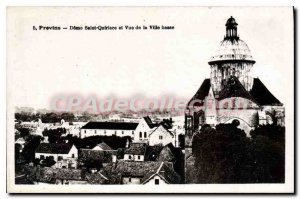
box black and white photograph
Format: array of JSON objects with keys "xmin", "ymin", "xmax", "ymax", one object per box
[{"xmin": 6, "ymin": 6, "xmax": 294, "ymax": 193}]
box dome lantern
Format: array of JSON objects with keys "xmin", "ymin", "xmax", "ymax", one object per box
[{"xmin": 225, "ymin": 16, "xmax": 239, "ymax": 39}]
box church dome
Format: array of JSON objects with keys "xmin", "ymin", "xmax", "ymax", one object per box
[
  {"xmin": 208, "ymin": 17, "xmax": 255, "ymax": 65},
  {"xmin": 209, "ymin": 39, "xmax": 255, "ymax": 64}
]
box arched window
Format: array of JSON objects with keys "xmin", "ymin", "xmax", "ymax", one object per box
[
  {"xmin": 144, "ymin": 132, "xmax": 147, "ymax": 138},
  {"xmin": 139, "ymin": 132, "xmax": 142, "ymax": 138}
]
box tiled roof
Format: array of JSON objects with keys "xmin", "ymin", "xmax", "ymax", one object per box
[
  {"xmin": 218, "ymin": 76, "xmax": 258, "ymax": 103},
  {"xmin": 85, "ymin": 172, "xmax": 108, "ymax": 184},
  {"xmin": 124, "ymin": 143, "xmax": 146, "ymax": 155},
  {"xmin": 187, "ymin": 79, "xmax": 211, "ymax": 107},
  {"xmin": 141, "ymin": 162, "xmax": 181, "ymax": 184},
  {"xmin": 250, "ymin": 78, "xmax": 283, "ymax": 106},
  {"xmin": 145, "ymin": 145, "xmax": 164, "ymax": 161},
  {"xmin": 25, "ymin": 167, "xmax": 85, "ymax": 183},
  {"xmin": 93, "ymin": 142, "xmax": 112, "ymax": 151},
  {"xmin": 101, "ymin": 161, "xmax": 162, "ymax": 183},
  {"xmin": 149, "ymin": 123, "xmax": 174, "ymax": 137},
  {"xmin": 81, "ymin": 122, "xmax": 138, "ymax": 130},
  {"xmin": 35, "ymin": 143, "xmax": 74, "ymax": 154},
  {"xmin": 79, "ymin": 149, "xmax": 116, "ymax": 163}
]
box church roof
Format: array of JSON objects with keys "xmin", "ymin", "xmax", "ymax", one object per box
[
  {"xmin": 218, "ymin": 76, "xmax": 258, "ymax": 103},
  {"xmin": 187, "ymin": 77, "xmax": 282, "ymax": 107},
  {"xmin": 187, "ymin": 79, "xmax": 211, "ymax": 107},
  {"xmin": 250, "ymin": 78, "xmax": 283, "ymax": 106}
]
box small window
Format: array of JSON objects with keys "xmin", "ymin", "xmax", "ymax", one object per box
[
  {"xmin": 129, "ymin": 177, "xmax": 131, "ymax": 182},
  {"xmin": 155, "ymin": 179, "xmax": 159, "ymax": 185},
  {"xmin": 72, "ymin": 154, "xmax": 75, "ymax": 158},
  {"xmin": 132, "ymin": 131, "xmax": 134, "ymax": 135},
  {"xmin": 139, "ymin": 132, "xmax": 142, "ymax": 138},
  {"xmin": 129, "ymin": 155, "xmax": 132, "ymax": 160},
  {"xmin": 159, "ymin": 136, "xmax": 163, "ymax": 140},
  {"xmin": 104, "ymin": 130, "xmax": 106, "ymax": 134},
  {"xmin": 84, "ymin": 130, "xmax": 86, "ymax": 134},
  {"xmin": 144, "ymin": 132, "xmax": 147, "ymax": 138},
  {"xmin": 95, "ymin": 130, "xmax": 97, "ymax": 134},
  {"xmin": 115, "ymin": 131, "xmax": 117, "ymax": 135},
  {"xmin": 58, "ymin": 156, "xmax": 63, "ymax": 161},
  {"xmin": 122, "ymin": 131, "xmax": 124, "ymax": 135},
  {"xmin": 40, "ymin": 155, "xmax": 45, "ymax": 160},
  {"xmin": 138, "ymin": 155, "xmax": 140, "ymax": 160}
]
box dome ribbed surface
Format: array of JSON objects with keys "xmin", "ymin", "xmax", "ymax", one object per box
[{"xmin": 209, "ymin": 39, "xmax": 255, "ymax": 64}]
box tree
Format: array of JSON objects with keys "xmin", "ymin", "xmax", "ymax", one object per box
[
  {"xmin": 17, "ymin": 128, "xmax": 30, "ymax": 138},
  {"xmin": 192, "ymin": 123, "xmax": 253, "ymax": 183},
  {"xmin": 21, "ymin": 135, "xmax": 43, "ymax": 163},
  {"xmin": 42, "ymin": 156, "xmax": 56, "ymax": 167},
  {"xmin": 192, "ymin": 123, "xmax": 285, "ymax": 183},
  {"xmin": 249, "ymin": 125, "xmax": 285, "ymax": 183}
]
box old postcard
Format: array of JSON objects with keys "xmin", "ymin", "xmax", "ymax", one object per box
[{"xmin": 6, "ymin": 7, "xmax": 294, "ymax": 193}]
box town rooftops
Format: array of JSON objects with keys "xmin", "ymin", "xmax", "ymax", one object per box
[
  {"xmin": 124, "ymin": 143, "xmax": 147, "ymax": 155},
  {"xmin": 81, "ymin": 121, "xmax": 138, "ymax": 130},
  {"xmin": 24, "ymin": 166, "xmax": 109, "ymax": 184},
  {"xmin": 93, "ymin": 142, "xmax": 113, "ymax": 151},
  {"xmin": 141, "ymin": 162, "xmax": 181, "ymax": 184},
  {"xmin": 79, "ymin": 149, "xmax": 117, "ymax": 163},
  {"xmin": 35, "ymin": 143, "xmax": 74, "ymax": 154},
  {"xmin": 143, "ymin": 116, "xmax": 160, "ymax": 128},
  {"xmin": 100, "ymin": 161, "xmax": 163, "ymax": 183}
]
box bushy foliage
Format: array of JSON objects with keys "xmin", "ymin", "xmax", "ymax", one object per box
[{"xmin": 192, "ymin": 123, "xmax": 285, "ymax": 183}]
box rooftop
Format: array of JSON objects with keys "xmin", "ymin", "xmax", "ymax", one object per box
[{"xmin": 81, "ymin": 121, "xmax": 138, "ymax": 130}]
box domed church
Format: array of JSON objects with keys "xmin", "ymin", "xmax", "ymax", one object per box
[{"xmin": 185, "ymin": 17, "xmax": 285, "ymax": 136}]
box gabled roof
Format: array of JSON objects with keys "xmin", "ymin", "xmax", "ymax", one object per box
[
  {"xmin": 124, "ymin": 143, "xmax": 147, "ymax": 155},
  {"xmin": 145, "ymin": 145, "xmax": 164, "ymax": 161},
  {"xmin": 250, "ymin": 78, "xmax": 283, "ymax": 106},
  {"xmin": 85, "ymin": 172, "xmax": 108, "ymax": 184},
  {"xmin": 141, "ymin": 162, "xmax": 181, "ymax": 184},
  {"xmin": 158, "ymin": 143, "xmax": 182, "ymax": 162},
  {"xmin": 187, "ymin": 79, "xmax": 211, "ymax": 107},
  {"xmin": 25, "ymin": 167, "xmax": 86, "ymax": 183},
  {"xmin": 81, "ymin": 122, "xmax": 138, "ymax": 130},
  {"xmin": 93, "ymin": 142, "xmax": 112, "ymax": 151},
  {"xmin": 35, "ymin": 143, "xmax": 74, "ymax": 154},
  {"xmin": 218, "ymin": 76, "xmax": 258, "ymax": 103},
  {"xmin": 79, "ymin": 149, "xmax": 117, "ymax": 163},
  {"xmin": 100, "ymin": 161, "xmax": 163, "ymax": 184},
  {"xmin": 149, "ymin": 123, "xmax": 174, "ymax": 137},
  {"xmin": 143, "ymin": 116, "xmax": 159, "ymax": 128}
]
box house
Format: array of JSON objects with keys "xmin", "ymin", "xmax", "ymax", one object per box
[
  {"xmin": 133, "ymin": 116, "xmax": 159, "ymax": 142},
  {"xmin": 80, "ymin": 122, "xmax": 138, "ymax": 139},
  {"xmin": 35, "ymin": 143, "xmax": 78, "ymax": 168},
  {"xmin": 100, "ymin": 160, "xmax": 180, "ymax": 184},
  {"xmin": 123, "ymin": 143, "xmax": 146, "ymax": 162},
  {"xmin": 141, "ymin": 162, "xmax": 181, "ymax": 185},
  {"xmin": 78, "ymin": 149, "xmax": 117, "ymax": 167},
  {"xmin": 26, "ymin": 166, "xmax": 109, "ymax": 185},
  {"xmin": 148, "ymin": 123, "xmax": 175, "ymax": 146},
  {"xmin": 92, "ymin": 142, "xmax": 113, "ymax": 151}
]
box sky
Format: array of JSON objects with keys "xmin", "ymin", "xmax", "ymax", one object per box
[{"xmin": 7, "ymin": 7, "xmax": 294, "ymax": 109}]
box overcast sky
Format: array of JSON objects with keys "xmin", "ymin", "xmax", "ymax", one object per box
[{"xmin": 7, "ymin": 7, "xmax": 293, "ymax": 109}]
